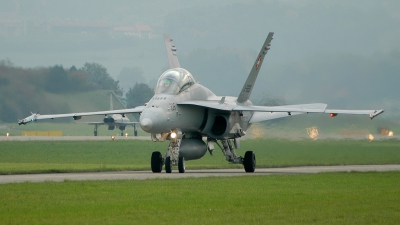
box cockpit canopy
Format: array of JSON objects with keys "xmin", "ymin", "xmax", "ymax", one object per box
[{"xmin": 155, "ymin": 68, "xmax": 196, "ymax": 94}]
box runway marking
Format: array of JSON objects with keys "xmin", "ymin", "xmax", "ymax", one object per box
[{"xmin": 1, "ymin": 165, "xmax": 399, "ymax": 184}]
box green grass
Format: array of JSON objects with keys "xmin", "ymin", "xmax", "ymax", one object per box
[
  {"xmin": 0, "ymin": 139, "xmax": 399, "ymax": 174},
  {"xmin": 0, "ymin": 172, "xmax": 399, "ymax": 224}
]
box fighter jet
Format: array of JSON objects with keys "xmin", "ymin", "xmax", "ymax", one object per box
[
  {"xmin": 85, "ymin": 91, "xmax": 139, "ymax": 136},
  {"xmin": 18, "ymin": 32, "xmax": 384, "ymax": 173}
]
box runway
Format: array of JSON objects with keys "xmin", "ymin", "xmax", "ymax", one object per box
[{"xmin": 1, "ymin": 164, "xmax": 399, "ymax": 184}]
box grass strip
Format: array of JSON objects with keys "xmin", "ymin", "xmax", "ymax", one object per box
[
  {"xmin": 0, "ymin": 139, "xmax": 399, "ymax": 174},
  {"xmin": 0, "ymin": 172, "xmax": 399, "ymax": 224}
]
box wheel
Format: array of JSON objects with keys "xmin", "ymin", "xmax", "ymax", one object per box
[
  {"xmin": 94, "ymin": 131, "xmax": 97, "ymax": 136},
  {"xmin": 165, "ymin": 156, "xmax": 172, "ymax": 173},
  {"xmin": 178, "ymin": 157, "xmax": 185, "ymax": 173},
  {"xmin": 151, "ymin": 151, "xmax": 163, "ymax": 173},
  {"xmin": 243, "ymin": 151, "xmax": 256, "ymax": 172}
]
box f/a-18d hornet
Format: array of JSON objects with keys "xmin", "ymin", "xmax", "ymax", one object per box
[
  {"xmin": 85, "ymin": 91, "xmax": 138, "ymax": 136},
  {"xmin": 18, "ymin": 32, "xmax": 384, "ymax": 173}
]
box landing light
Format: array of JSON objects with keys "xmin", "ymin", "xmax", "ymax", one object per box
[
  {"xmin": 171, "ymin": 132, "xmax": 177, "ymax": 139},
  {"xmin": 111, "ymin": 135, "xmax": 115, "ymax": 141}
]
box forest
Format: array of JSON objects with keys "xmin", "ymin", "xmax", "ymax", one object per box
[{"xmin": 0, "ymin": 60, "xmax": 153, "ymax": 123}]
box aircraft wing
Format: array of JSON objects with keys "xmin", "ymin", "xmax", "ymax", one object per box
[
  {"xmin": 18, "ymin": 106, "xmax": 145, "ymax": 125},
  {"xmin": 178, "ymin": 101, "xmax": 384, "ymax": 122},
  {"xmin": 323, "ymin": 109, "xmax": 384, "ymax": 119},
  {"xmin": 85, "ymin": 122, "xmax": 139, "ymax": 125},
  {"xmin": 178, "ymin": 101, "xmax": 327, "ymax": 113}
]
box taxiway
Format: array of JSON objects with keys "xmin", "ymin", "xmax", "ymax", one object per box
[{"xmin": 1, "ymin": 164, "xmax": 399, "ymax": 184}]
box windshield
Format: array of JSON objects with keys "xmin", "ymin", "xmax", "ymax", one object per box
[{"xmin": 155, "ymin": 68, "xmax": 195, "ymax": 94}]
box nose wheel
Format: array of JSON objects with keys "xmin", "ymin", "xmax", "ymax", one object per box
[
  {"xmin": 178, "ymin": 157, "xmax": 185, "ymax": 173},
  {"xmin": 165, "ymin": 156, "xmax": 172, "ymax": 173},
  {"xmin": 162, "ymin": 156, "xmax": 186, "ymax": 173}
]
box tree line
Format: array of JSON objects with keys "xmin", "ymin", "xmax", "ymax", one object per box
[{"xmin": 0, "ymin": 61, "xmax": 153, "ymax": 123}]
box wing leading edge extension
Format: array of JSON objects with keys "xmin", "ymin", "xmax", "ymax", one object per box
[{"xmin": 18, "ymin": 107, "xmax": 145, "ymax": 125}]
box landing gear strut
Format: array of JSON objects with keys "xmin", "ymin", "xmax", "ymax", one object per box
[
  {"xmin": 94, "ymin": 125, "xmax": 98, "ymax": 136},
  {"xmin": 164, "ymin": 133, "xmax": 184, "ymax": 173},
  {"xmin": 150, "ymin": 129, "xmax": 186, "ymax": 173},
  {"xmin": 212, "ymin": 139, "xmax": 256, "ymax": 172}
]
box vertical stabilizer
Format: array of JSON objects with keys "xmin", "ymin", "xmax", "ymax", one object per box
[
  {"xmin": 110, "ymin": 93, "xmax": 114, "ymax": 110},
  {"xmin": 164, "ymin": 34, "xmax": 181, "ymax": 69},
  {"xmin": 237, "ymin": 32, "xmax": 274, "ymax": 103}
]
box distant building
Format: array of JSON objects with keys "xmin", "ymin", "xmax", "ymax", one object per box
[
  {"xmin": 134, "ymin": 24, "xmax": 152, "ymax": 39},
  {"xmin": 42, "ymin": 21, "xmax": 110, "ymax": 35},
  {"xmin": 0, "ymin": 12, "xmax": 25, "ymax": 37},
  {"xmin": 113, "ymin": 23, "xmax": 153, "ymax": 39}
]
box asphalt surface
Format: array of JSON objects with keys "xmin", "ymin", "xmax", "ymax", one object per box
[{"xmin": 1, "ymin": 165, "xmax": 399, "ymax": 184}]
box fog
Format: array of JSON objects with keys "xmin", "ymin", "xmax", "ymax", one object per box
[{"xmin": 1, "ymin": 0, "xmax": 399, "ymax": 116}]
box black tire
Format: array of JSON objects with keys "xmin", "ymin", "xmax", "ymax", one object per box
[
  {"xmin": 243, "ymin": 151, "xmax": 256, "ymax": 172},
  {"xmin": 178, "ymin": 157, "xmax": 185, "ymax": 173},
  {"xmin": 165, "ymin": 156, "xmax": 172, "ymax": 173},
  {"xmin": 151, "ymin": 151, "xmax": 163, "ymax": 173},
  {"xmin": 94, "ymin": 131, "xmax": 97, "ymax": 136}
]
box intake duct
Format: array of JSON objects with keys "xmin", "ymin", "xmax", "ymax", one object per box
[
  {"xmin": 103, "ymin": 117, "xmax": 115, "ymax": 123},
  {"xmin": 211, "ymin": 115, "xmax": 228, "ymax": 136}
]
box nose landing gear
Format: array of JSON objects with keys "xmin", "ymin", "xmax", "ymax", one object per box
[{"xmin": 150, "ymin": 129, "xmax": 186, "ymax": 173}]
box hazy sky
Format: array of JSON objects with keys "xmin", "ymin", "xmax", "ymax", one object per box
[{"xmin": 1, "ymin": 0, "xmax": 399, "ymax": 114}]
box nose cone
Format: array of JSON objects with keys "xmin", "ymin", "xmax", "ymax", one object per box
[
  {"xmin": 139, "ymin": 108, "xmax": 168, "ymax": 133},
  {"xmin": 140, "ymin": 118, "xmax": 153, "ymax": 132}
]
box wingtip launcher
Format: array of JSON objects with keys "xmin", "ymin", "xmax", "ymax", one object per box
[{"xmin": 370, "ymin": 109, "xmax": 384, "ymax": 120}]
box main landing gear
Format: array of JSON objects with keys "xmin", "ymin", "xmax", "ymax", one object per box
[
  {"xmin": 211, "ymin": 139, "xmax": 256, "ymax": 173},
  {"xmin": 150, "ymin": 137, "xmax": 256, "ymax": 173},
  {"xmin": 94, "ymin": 125, "xmax": 98, "ymax": 136}
]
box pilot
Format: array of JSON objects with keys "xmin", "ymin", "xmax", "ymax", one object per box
[{"xmin": 159, "ymin": 79, "xmax": 172, "ymax": 93}]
